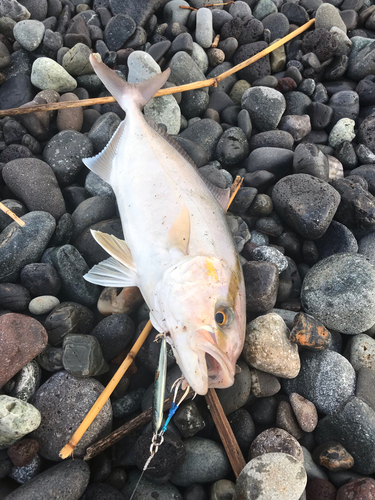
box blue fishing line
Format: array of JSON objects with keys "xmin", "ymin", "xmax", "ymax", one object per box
[{"xmin": 161, "ymin": 402, "xmax": 178, "ymax": 433}]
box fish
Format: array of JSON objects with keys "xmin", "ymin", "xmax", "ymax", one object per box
[{"xmin": 83, "ymin": 53, "xmax": 246, "ymax": 396}]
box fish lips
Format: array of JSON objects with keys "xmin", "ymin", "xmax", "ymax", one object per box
[{"xmin": 194, "ymin": 327, "xmax": 235, "ymax": 392}]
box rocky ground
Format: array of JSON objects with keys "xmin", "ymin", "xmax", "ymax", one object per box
[{"xmin": 1, "ymin": 0, "xmax": 375, "ymax": 498}]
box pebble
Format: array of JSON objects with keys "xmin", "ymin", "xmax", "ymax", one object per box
[
  {"xmin": 289, "ymin": 392, "xmax": 318, "ymax": 432},
  {"xmin": 242, "ymin": 261, "xmax": 278, "ymax": 312},
  {"xmin": 283, "ymin": 350, "xmax": 356, "ymax": 414},
  {"xmin": 5, "ymin": 360, "xmax": 41, "ymax": 402},
  {"xmin": 0, "ymin": 0, "xmax": 30, "ymax": 21},
  {"xmin": 243, "ymin": 312, "xmax": 300, "ymax": 378},
  {"xmin": 36, "ymin": 345, "xmax": 63, "ymax": 373},
  {"xmin": 81, "ymin": 483, "xmax": 126, "ymax": 500},
  {"xmin": 276, "ymin": 400, "xmax": 303, "ymax": 440},
  {"xmin": 195, "ymin": 8, "xmax": 213, "ymax": 49},
  {"xmin": 7, "ymin": 439, "xmax": 40, "ymax": 467},
  {"xmin": 122, "ymin": 469, "xmax": 182, "ymax": 500},
  {"xmin": 191, "ymin": 41, "xmax": 209, "ymax": 74},
  {"xmin": 289, "ymin": 312, "xmax": 331, "ymax": 351},
  {"xmin": 85, "ymin": 171, "xmax": 115, "ymax": 199},
  {"xmin": 279, "ymin": 114, "xmax": 311, "ymax": 141},
  {"xmin": 72, "ymin": 195, "xmax": 115, "ymax": 239},
  {"xmin": 315, "ymin": 397, "xmax": 375, "ymax": 475},
  {"xmin": 301, "ymin": 253, "xmax": 375, "ymax": 334},
  {"xmin": 272, "ymin": 174, "xmax": 340, "ymax": 239},
  {"xmin": 31, "ymin": 57, "xmax": 77, "ymax": 92},
  {"xmin": 62, "ymin": 334, "xmax": 109, "ymax": 377},
  {"xmin": 313, "ymin": 442, "xmax": 354, "ymax": 472},
  {"xmin": 0, "ymin": 395, "xmax": 41, "ymax": 449},
  {"xmin": 44, "ymin": 301, "xmax": 95, "ymax": 346},
  {"xmin": 227, "ymin": 409, "xmax": 255, "ymax": 453},
  {"xmin": 250, "ymin": 368, "xmax": 281, "ymax": 397},
  {"xmin": 43, "ymin": 130, "xmax": 93, "ymax": 186},
  {"xmin": 3, "ymin": 459, "xmax": 90, "ymax": 500},
  {"xmin": 235, "ymin": 453, "xmax": 307, "ymax": 500},
  {"xmin": 216, "ymin": 127, "xmax": 249, "ymax": 167},
  {"xmin": 90, "ymin": 313, "xmax": 135, "ymax": 362},
  {"xmin": 174, "ymin": 400, "xmax": 205, "ymax": 438},
  {"xmin": 233, "ymin": 41, "xmax": 270, "ymax": 84},
  {"xmin": 349, "ymin": 334, "xmax": 375, "ymax": 372},
  {"xmin": 171, "ymin": 437, "xmax": 230, "ymax": 487},
  {"xmin": 328, "ymin": 118, "xmax": 356, "ymax": 148},
  {"xmin": 57, "ymin": 92, "xmax": 83, "ymax": 131},
  {"xmin": 9, "ymin": 455, "xmax": 41, "ymax": 484},
  {"xmin": 315, "ymin": 220, "xmax": 358, "ymax": 259},
  {"xmin": 13, "ymin": 20, "xmax": 45, "ymax": 52},
  {"xmin": 251, "ymin": 246, "xmax": 288, "ymax": 273},
  {"xmin": 241, "ymin": 86, "xmax": 285, "ymax": 131},
  {"xmin": 2, "ymin": 158, "xmax": 66, "ymax": 220},
  {"xmin": 249, "ymin": 428, "xmax": 303, "ymax": 463},
  {"xmin": 306, "ymin": 478, "xmax": 337, "ymax": 500},
  {"xmin": 315, "ymin": 3, "xmax": 347, "ymax": 33},
  {"xmin": 0, "ymin": 312, "xmax": 47, "ymax": 387},
  {"xmin": 20, "ymin": 263, "xmax": 61, "ymax": 297},
  {"xmin": 216, "ymin": 359, "xmax": 251, "ymax": 415},
  {"xmin": 211, "ymin": 480, "xmax": 235, "ymax": 500},
  {"xmin": 31, "ymin": 370, "xmax": 112, "ymax": 460}
]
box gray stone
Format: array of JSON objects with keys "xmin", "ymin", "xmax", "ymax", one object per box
[
  {"xmin": 279, "ymin": 114, "xmax": 311, "ymax": 142},
  {"xmin": 0, "ymin": 396, "xmax": 41, "ymax": 449},
  {"xmin": 63, "ymin": 334, "xmax": 109, "ymax": 377},
  {"xmin": 241, "ymin": 86, "xmax": 286, "ymax": 132},
  {"xmin": 235, "ymin": 453, "xmax": 307, "ymax": 500},
  {"xmin": 315, "ymin": 397, "xmax": 375, "ymax": 474},
  {"xmin": 28, "ymin": 296, "xmax": 60, "ymax": 315},
  {"xmin": 252, "ymin": 246, "xmax": 288, "ymax": 273},
  {"xmin": 191, "ymin": 42, "xmax": 209, "ymax": 74},
  {"xmin": 171, "ymin": 437, "xmax": 230, "ymax": 487},
  {"xmin": 85, "ymin": 171, "xmax": 115, "ymax": 199},
  {"xmin": 62, "ymin": 43, "xmax": 93, "ymax": 76},
  {"xmin": 31, "ymin": 57, "xmax": 77, "ymax": 92},
  {"xmin": 43, "ymin": 245, "xmax": 100, "ymax": 307},
  {"xmin": 112, "ymin": 388, "xmax": 145, "ymax": 419},
  {"xmin": 301, "ymin": 253, "xmax": 375, "ymax": 334},
  {"xmin": 0, "ymin": 212, "xmax": 56, "ymax": 283},
  {"xmin": 243, "ymin": 313, "xmax": 300, "ymax": 379},
  {"xmin": 31, "ymin": 370, "xmax": 112, "ymax": 461},
  {"xmin": 252, "ymin": 0, "xmax": 277, "ymax": 20},
  {"xmin": 347, "ymin": 39, "xmax": 375, "ymax": 82},
  {"xmin": 272, "ymin": 174, "xmax": 340, "ymax": 240},
  {"xmin": 315, "ymin": 3, "xmax": 347, "ymax": 32},
  {"xmin": 216, "ymin": 359, "xmax": 251, "ymax": 415},
  {"xmin": 122, "ymin": 470, "xmax": 182, "ymax": 500},
  {"xmin": 163, "ymin": 0, "xmax": 190, "ymax": 25},
  {"xmin": 249, "ymin": 428, "xmax": 303, "ymax": 463},
  {"xmin": 349, "ymin": 334, "xmax": 375, "ymax": 372},
  {"xmin": 282, "ymin": 350, "xmax": 356, "ymax": 414},
  {"xmin": 173, "ymin": 400, "xmax": 205, "ymax": 438},
  {"xmin": 13, "ymin": 20, "xmax": 45, "ymax": 51},
  {"xmin": 3, "ymin": 459, "xmax": 90, "ymax": 500},
  {"xmin": 0, "ymin": 0, "xmax": 30, "ymax": 21},
  {"xmin": 302, "ymin": 446, "xmax": 328, "ymax": 481},
  {"xmin": 359, "ymin": 232, "xmax": 375, "ymax": 267},
  {"xmin": 195, "ymin": 8, "xmax": 213, "ymax": 49}
]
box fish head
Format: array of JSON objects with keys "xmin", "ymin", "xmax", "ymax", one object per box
[{"xmin": 154, "ymin": 254, "xmax": 246, "ymax": 395}]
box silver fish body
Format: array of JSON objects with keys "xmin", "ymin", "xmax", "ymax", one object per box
[{"xmin": 84, "ymin": 54, "xmax": 246, "ymax": 395}]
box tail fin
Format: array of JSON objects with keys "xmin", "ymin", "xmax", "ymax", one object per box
[{"xmin": 89, "ymin": 53, "xmax": 170, "ymax": 113}]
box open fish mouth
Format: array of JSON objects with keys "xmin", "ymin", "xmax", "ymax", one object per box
[{"xmin": 195, "ymin": 327, "xmax": 235, "ymax": 390}]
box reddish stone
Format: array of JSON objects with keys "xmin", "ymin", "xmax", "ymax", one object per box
[
  {"xmin": 337, "ymin": 478, "xmax": 375, "ymax": 500},
  {"xmin": 0, "ymin": 313, "xmax": 48, "ymax": 387},
  {"xmin": 306, "ymin": 478, "xmax": 337, "ymax": 500},
  {"xmin": 7, "ymin": 438, "xmax": 40, "ymax": 467},
  {"xmin": 289, "ymin": 312, "xmax": 331, "ymax": 350},
  {"xmin": 276, "ymin": 77, "xmax": 298, "ymax": 94}
]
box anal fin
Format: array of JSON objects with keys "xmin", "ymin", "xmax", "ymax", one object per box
[
  {"xmin": 82, "ymin": 120, "xmax": 125, "ymax": 183},
  {"xmin": 84, "ymin": 256, "xmax": 137, "ymax": 287}
]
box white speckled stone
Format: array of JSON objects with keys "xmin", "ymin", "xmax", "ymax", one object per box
[
  {"xmin": 328, "ymin": 118, "xmax": 356, "ymax": 148},
  {"xmin": 243, "ymin": 313, "xmax": 300, "ymax": 379},
  {"xmin": 31, "ymin": 58, "xmax": 77, "ymax": 92},
  {"xmin": 350, "ymin": 334, "xmax": 375, "ymax": 372},
  {"xmin": 0, "ymin": 396, "xmax": 41, "ymax": 449},
  {"xmin": 29, "ymin": 296, "xmax": 60, "ymax": 315}
]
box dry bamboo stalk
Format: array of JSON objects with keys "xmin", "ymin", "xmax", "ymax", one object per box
[
  {"xmin": 84, "ymin": 388, "xmax": 195, "ymax": 460},
  {"xmin": 0, "ymin": 18, "xmax": 315, "ymax": 119},
  {"xmin": 205, "ymin": 388, "xmax": 246, "ymax": 478},
  {"xmin": 0, "ymin": 202, "xmax": 25, "ymax": 227},
  {"xmin": 59, "ymin": 319, "xmax": 153, "ymax": 459},
  {"xmin": 211, "ymin": 34, "xmax": 220, "ymax": 48}
]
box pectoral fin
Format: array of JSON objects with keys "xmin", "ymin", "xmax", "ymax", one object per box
[
  {"xmin": 90, "ymin": 230, "xmax": 136, "ymax": 270},
  {"xmin": 168, "ymin": 206, "xmax": 190, "ymax": 256},
  {"xmin": 84, "ymin": 256, "xmax": 137, "ymax": 287}
]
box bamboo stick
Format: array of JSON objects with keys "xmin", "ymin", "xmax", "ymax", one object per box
[
  {"xmin": 59, "ymin": 320, "xmax": 153, "ymax": 459},
  {"xmin": 0, "ymin": 202, "xmax": 25, "ymax": 227},
  {"xmin": 0, "ymin": 18, "xmax": 315, "ymax": 119},
  {"xmin": 205, "ymin": 388, "xmax": 246, "ymax": 478}
]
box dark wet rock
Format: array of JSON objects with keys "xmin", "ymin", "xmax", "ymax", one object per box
[
  {"xmin": 44, "ymin": 301, "xmax": 95, "ymax": 346},
  {"xmin": 243, "ymin": 261, "xmax": 278, "ymax": 313},
  {"xmin": 0, "ymin": 212, "xmax": 56, "ymax": 283},
  {"xmin": 232, "ymin": 41, "xmax": 270, "ymax": 83},
  {"xmin": 2, "ymin": 159, "xmax": 66, "ymax": 220},
  {"xmin": 246, "ymin": 148, "xmax": 293, "ymax": 179},
  {"xmin": 90, "ymin": 313, "xmax": 135, "ymax": 362},
  {"xmin": 0, "ymin": 200, "xmax": 27, "ymax": 233},
  {"xmin": 20, "ymin": 263, "xmax": 61, "ymax": 297},
  {"xmin": 248, "ymin": 131, "xmax": 294, "ymax": 151},
  {"xmin": 31, "ymin": 370, "xmax": 112, "ymax": 461},
  {"xmin": 216, "ymin": 127, "xmax": 249, "ymax": 167},
  {"xmin": 293, "ymin": 143, "xmax": 329, "ymax": 181},
  {"xmin": 315, "ymin": 220, "xmax": 358, "ymax": 259},
  {"xmin": 272, "ymin": 174, "xmax": 340, "ymax": 240},
  {"xmin": 180, "ymin": 119, "xmax": 222, "ymax": 161}
]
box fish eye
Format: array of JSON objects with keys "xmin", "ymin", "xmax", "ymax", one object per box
[{"xmin": 215, "ymin": 311, "xmax": 226, "ymax": 326}]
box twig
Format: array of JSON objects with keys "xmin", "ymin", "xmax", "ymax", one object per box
[
  {"xmin": 0, "ymin": 19, "xmax": 315, "ymax": 119},
  {"xmin": 205, "ymin": 388, "xmax": 246, "ymax": 478},
  {"xmin": 59, "ymin": 320, "xmax": 153, "ymax": 459},
  {"xmin": 0, "ymin": 202, "xmax": 25, "ymax": 227},
  {"xmin": 84, "ymin": 388, "xmax": 195, "ymax": 460},
  {"xmin": 227, "ymin": 175, "xmax": 243, "ymax": 210},
  {"xmin": 211, "ymin": 34, "xmax": 220, "ymax": 48}
]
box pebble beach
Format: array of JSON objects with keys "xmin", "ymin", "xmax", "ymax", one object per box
[{"xmin": 1, "ymin": 0, "xmax": 375, "ymax": 498}]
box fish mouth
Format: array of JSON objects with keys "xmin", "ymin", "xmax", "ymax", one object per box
[{"xmin": 194, "ymin": 327, "xmax": 235, "ymax": 391}]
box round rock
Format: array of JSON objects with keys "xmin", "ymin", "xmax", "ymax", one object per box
[
  {"xmin": 235, "ymin": 453, "xmax": 307, "ymax": 500},
  {"xmin": 243, "ymin": 312, "xmax": 300, "ymax": 379},
  {"xmin": 13, "ymin": 20, "xmax": 45, "ymax": 51},
  {"xmin": 241, "ymin": 86, "xmax": 286, "ymax": 132},
  {"xmin": 301, "ymin": 253, "xmax": 375, "ymax": 334},
  {"xmin": 30, "ymin": 370, "xmax": 112, "ymax": 461},
  {"xmin": 31, "ymin": 57, "xmax": 77, "ymax": 92},
  {"xmin": 249, "ymin": 428, "xmax": 303, "ymax": 463},
  {"xmin": 0, "ymin": 396, "xmax": 41, "ymax": 449}
]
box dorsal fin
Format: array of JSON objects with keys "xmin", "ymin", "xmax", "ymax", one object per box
[{"xmin": 201, "ymin": 178, "xmax": 230, "ymax": 211}]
